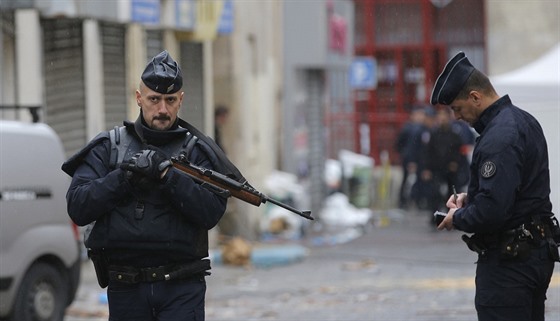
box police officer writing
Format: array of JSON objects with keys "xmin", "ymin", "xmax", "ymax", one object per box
[
  {"xmin": 62, "ymin": 51, "xmax": 229, "ymax": 320},
  {"xmin": 432, "ymin": 52, "xmax": 559, "ymax": 321}
]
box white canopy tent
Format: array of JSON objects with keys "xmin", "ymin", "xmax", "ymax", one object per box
[{"xmin": 491, "ymin": 44, "xmax": 560, "ymax": 212}]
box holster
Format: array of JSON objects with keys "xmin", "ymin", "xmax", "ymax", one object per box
[
  {"xmin": 498, "ymin": 228, "xmax": 532, "ymax": 261},
  {"xmin": 537, "ymin": 216, "xmax": 560, "ymax": 262},
  {"xmin": 462, "ymin": 228, "xmax": 531, "ymax": 261},
  {"xmin": 88, "ymin": 248, "xmax": 109, "ymax": 288},
  {"xmin": 463, "ymin": 216, "xmax": 560, "ymax": 263},
  {"xmin": 461, "ymin": 234, "xmax": 487, "ymax": 257},
  {"xmin": 550, "ymin": 216, "xmax": 560, "ymax": 245}
]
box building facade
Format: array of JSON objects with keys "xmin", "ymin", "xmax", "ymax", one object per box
[
  {"xmin": 1, "ymin": 0, "xmax": 558, "ymax": 232},
  {"xmin": 0, "ymin": 0, "xmax": 227, "ymax": 158},
  {"xmin": 282, "ymin": 0, "xmax": 355, "ymax": 216},
  {"xmin": 351, "ymin": 0, "xmax": 485, "ymax": 165}
]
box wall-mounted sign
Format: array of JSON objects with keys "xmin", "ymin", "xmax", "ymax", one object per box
[
  {"xmin": 217, "ymin": 0, "xmax": 234, "ymax": 34},
  {"xmin": 350, "ymin": 57, "xmax": 377, "ymax": 90},
  {"xmin": 131, "ymin": 0, "xmax": 160, "ymax": 25},
  {"xmin": 176, "ymin": 0, "xmax": 196, "ymax": 30}
]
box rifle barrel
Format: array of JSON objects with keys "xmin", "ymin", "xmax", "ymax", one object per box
[
  {"xmin": 265, "ymin": 197, "xmax": 313, "ymax": 220},
  {"xmin": 171, "ymin": 157, "xmax": 313, "ymax": 220}
]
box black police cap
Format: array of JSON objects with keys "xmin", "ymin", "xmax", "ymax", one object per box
[
  {"xmin": 430, "ymin": 52, "xmax": 475, "ymax": 105},
  {"xmin": 141, "ymin": 50, "xmax": 183, "ymax": 94}
]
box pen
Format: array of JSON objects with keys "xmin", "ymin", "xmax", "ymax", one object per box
[{"xmin": 452, "ymin": 185, "xmax": 458, "ymax": 203}]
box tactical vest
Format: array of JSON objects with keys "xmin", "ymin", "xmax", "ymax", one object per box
[
  {"xmin": 65, "ymin": 119, "xmax": 240, "ymax": 264},
  {"xmin": 109, "ymin": 119, "xmax": 247, "ymax": 184},
  {"xmin": 108, "ymin": 125, "xmax": 198, "ymax": 169},
  {"xmin": 84, "ymin": 126, "xmax": 210, "ymax": 261}
]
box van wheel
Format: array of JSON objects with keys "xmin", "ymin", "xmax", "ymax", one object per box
[{"xmin": 10, "ymin": 262, "xmax": 68, "ymax": 321}]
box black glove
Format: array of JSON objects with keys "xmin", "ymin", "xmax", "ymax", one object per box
[{"xmin": 120, "ymin": 148, "xmax": 172, "ymax": 181}]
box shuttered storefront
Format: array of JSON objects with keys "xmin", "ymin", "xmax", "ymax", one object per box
[
  {"xmin": 42, "ymin": 18, "xmax": 85, "ymax": 157},
  {"xmin": 179, "ymin": 42, "xmax": 205, "ymax": 130},
  {"xmin": 146, "ymin": 29, "xmax": 163, "ymax": 62},
  {"xmin": 101, "ymin": 22, "xmax": 127, "ymax": 129}
]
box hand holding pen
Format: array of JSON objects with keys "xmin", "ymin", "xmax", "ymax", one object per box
[
  {"xmin": 436, "ymin": 186, "xmax": 468, "ymax": 231},
  {"xmin": 447, "ymin": 185, "xmax": 465, "ymax": 209},
  {"xmin": 453, "ymin": 185, "xmax": 458, "ymax": 204}
]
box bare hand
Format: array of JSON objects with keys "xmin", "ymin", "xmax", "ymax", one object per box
[
  {"xmin": 446, "ymin": 192, "xmax": 466, "ymax": 209},
  {"xmin": 437, "ymin": 192, "xmax": 467, "ymax": 231},
  {"xmin": 437, "ymin": 208, "xmax": 456, "ymax": 231}
]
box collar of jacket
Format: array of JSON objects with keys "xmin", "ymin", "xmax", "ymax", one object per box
[
  {"xmin": 473, "ymin": 95, "xmax": 511, "ymax": 135},
  {"xmin": 124, "ymin": 115, "xmax": 188, "ymax": 147}
]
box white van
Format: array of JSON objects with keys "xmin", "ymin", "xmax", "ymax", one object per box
[{"xmin": 0, "ymin": 120, "xmax": 81, "ymax": 320}]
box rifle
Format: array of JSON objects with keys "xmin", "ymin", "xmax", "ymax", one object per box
[{"xmin": 170, "ymin": 154, "xmax": 313, "ymax": 220}]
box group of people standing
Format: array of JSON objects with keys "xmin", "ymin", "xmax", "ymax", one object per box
[{"xmin": 396, "ymin": 104, "xmax": 475, "ymax": 214}]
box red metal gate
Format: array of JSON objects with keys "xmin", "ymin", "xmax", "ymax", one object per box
[{"xmin": 346, "ymin": 0, "xmax": 485, "ymax": 165}]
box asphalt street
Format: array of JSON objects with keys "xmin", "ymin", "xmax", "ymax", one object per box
[{"xmin": 65, "ymin": 210, "xmax": 560, "ymax": 321}]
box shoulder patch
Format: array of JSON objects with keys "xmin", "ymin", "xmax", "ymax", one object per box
[{"xmin": 480, "ymin": 161, "xmax": 497, "ymax": 178}]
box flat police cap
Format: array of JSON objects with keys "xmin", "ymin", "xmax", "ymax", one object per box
[
  {"xmin": 430, "ymin": 52, "xmax": 475, "ymax": 105},
  {"xmin": 141, "ymin": 50, "xmax": 183, "ymax": 94}
]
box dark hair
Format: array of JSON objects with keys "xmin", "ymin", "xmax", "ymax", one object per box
[{"xmin": 455, "ymin": 69, "xmax": 496, "ymax": 100}]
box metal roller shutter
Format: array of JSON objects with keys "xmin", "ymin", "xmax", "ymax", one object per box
[
  {"xmin": 101, "ymin": 21, "xmax": 127, "ymax": 129},
  {"xmin": 179, "ymin": 42, "xmax": 205, "ymax": 130},
  {"xmin": 42, "ymin": 18, "xmax": 85, "ymax": 157},
  {"xmin": 146, "ymin": 29, "xmax": 163, "ymax": 62}
]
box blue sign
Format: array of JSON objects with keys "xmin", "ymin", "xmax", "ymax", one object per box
[
  {"xmin": 131, "ymin": 0, "xmax": 160, "ymax": 25},
  {"xmin": 350, "ymin": 57, "xmax": 377, "ymax": 89},
  {"xmin": 217, "ymin": 0, "xmax": 234, "ymax": 34},
  {"xmin": 175, "ymin": 0, "xmax": 196, "ymax": 30}
]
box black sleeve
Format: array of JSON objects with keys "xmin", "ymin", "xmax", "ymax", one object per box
[{"xmin": 65, "ymin": 139, "xmax": 132, "ymax": 226}]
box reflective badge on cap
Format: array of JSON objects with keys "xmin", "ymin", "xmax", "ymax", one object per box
[{"xmin": 481, "ymin": 161, "xmax": 496, "ymax": 178}]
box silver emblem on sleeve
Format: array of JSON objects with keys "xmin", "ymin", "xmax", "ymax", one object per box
[{"xmin": 481, "ymin": 161, "xmax": 496, "ymax": 178}]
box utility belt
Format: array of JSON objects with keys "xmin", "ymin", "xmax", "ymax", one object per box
[
  {"xmin": 87, "ymin": 249, "xmax": 210, "ymax": 288},
  {"xmin": 108, "ymin": 259, "xmax": 211, "ymax": 284},
  {"xmin": 462, "ymin": 215, "xmax": 560, "ymax": 262}
]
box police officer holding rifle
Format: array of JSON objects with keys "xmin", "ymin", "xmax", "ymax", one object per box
[{"xmin": 61, "ymin": 50, "xmax": 311, "ymax": 320}]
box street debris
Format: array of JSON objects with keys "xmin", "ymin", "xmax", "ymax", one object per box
[{"xmin": 221, "ymin": 236, "xmax": 252, "ymax": 266}]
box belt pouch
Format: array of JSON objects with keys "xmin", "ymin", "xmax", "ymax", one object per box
[{"xmin": 88, "ymin": 249, "xmax": 109, "ymax": 288}]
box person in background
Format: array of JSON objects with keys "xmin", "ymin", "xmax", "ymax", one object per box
[
  {"xmin": 451, "ymin": 117, "xmax": 476, "ymax": 191},
  {"xmin": 433, "ymin": 52, "xmax": 559, "ymax": 321},
  {"xmin": 426, "ymin": 107, "xmax": 465, "ymax": 212},
  {"xmin": 395, "ymin": 105, "xmax": 428, "ymax": 209},
  {"xmin": 410, "ymin": 106, "xmax": 439, "ymax": 211},
  {"xmin": 214, "ymin": 105, "xmax": 229, "ymax": 152},
  {"xmin": 62, "ymin": 50, "xmax": 229, "ymax": 320}
]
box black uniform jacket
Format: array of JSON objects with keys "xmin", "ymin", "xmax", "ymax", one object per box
[
  {"xmin": 62, "ymin": 119, "xmax": 227, "ymax": 267},
  {"xmin": 453, "ymin": 95, "xmax": 554, "ymax": 234}
]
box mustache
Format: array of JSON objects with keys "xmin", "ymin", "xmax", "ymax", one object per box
[{"xmin": 153, "ymin": 115, "xmax": 171, "ymax": 121}]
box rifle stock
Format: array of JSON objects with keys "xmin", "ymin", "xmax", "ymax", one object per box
[{"xmin": 170, "ymin": 156, "xmax": 313, "ymax": 220}]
